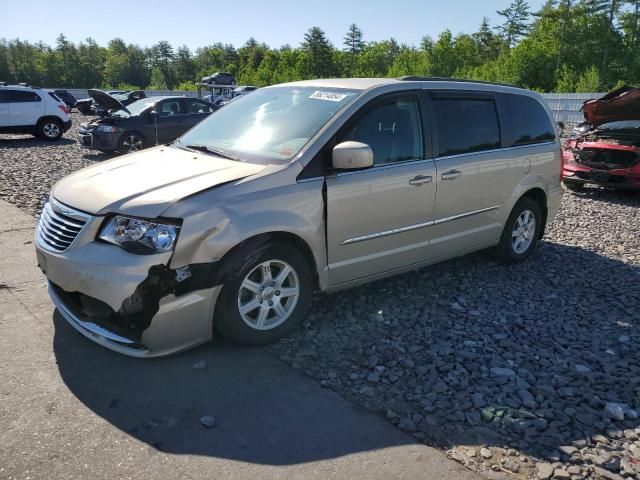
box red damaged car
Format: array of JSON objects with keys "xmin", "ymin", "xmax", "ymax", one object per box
[{"xmin": 562, "ymin": 85, "xmax": 640, "ymax": 191}]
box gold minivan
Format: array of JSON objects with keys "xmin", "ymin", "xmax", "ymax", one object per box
[{"xmin": 36, "ymin": 77, "xmax": 562, "ymax": 357}]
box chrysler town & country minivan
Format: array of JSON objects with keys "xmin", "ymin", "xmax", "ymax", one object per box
[{"xmin": 35, "ymin": 77, "xmax": 562, "ymax": 357}]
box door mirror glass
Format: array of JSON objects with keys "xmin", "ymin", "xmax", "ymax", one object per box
[{"xmin": 332, "ymin": 141, "xmax": 374, "ymax": 170}]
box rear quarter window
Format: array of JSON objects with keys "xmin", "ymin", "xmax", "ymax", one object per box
[
  {"xmin": 10, "ymin": 90, "xmax": 42, "ymax": 102},
  {"xmin": 432, "ymin": 97, "xmax": 501, "ymax": 157},
  {"xmin": 500, "ymin": 94, "xmax": 555, "ymax": 146}
]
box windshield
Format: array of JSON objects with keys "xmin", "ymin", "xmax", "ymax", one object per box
[
  {"xmin": 112, "ymin": 98, "xmax": 155, "ymax": 117},
  {"xmin": 177, "ymin": 86, "xmax": 359, "ymax": 164}
]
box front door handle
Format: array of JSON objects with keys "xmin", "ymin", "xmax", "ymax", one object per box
[
  {"xmin": 441, "ymin": 169, "xmax": 462, "ymax": 180},
  {"xmin": 408, "ymin": 175, "xmax": 433, "ymax": 186}
]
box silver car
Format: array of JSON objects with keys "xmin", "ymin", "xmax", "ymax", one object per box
[{"xmin": 35, "ymin": 78, "xmax": 562, "ymax": 357}]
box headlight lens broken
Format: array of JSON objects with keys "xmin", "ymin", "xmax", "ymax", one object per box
[{"xmin": 99, "ymin": 216, "xmax": 180, "ymax": 254}]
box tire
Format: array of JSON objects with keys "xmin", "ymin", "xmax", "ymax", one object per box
[
  {"xmin": 37, "ymin": 118, "xmax": 63, "ymax": 141},
  {"xmin": 495, "ymin": 197, "xmax": 543, "ymax": 264},
  {"xmin": 215, "ymin": 242, "xmax": 313, "ymax": 346},
  {"xmin": 117, "ymin": 132, "xmax": 145, "ymax": 153},
  {"xmin": 563, "ymin": 180, "xmax": 586, "ymax": 192}
]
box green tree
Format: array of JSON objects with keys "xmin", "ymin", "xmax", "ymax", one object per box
[
  {"xmin": 301, "ymin": 27, "xmax": 335, "ymax": 78},
  {"xmin": 343, "ymin": 23, "xmax": 364, "ymax": 76},
  {"xmin": 149, "ymin": 66, "xmax": 168, "ymax": 89},
  {"xmin": 473, "ymin": 17, "xmax": 504, "ymax": 63},
  {"xmin": 430, "ymin": 30, "xmax": 457, "ymax": 76},
  {"xmin": 174, "ymin": 45, "xmax": 196, "ymax": 83},
  {"xmin": 555, "ymin": 64, "xmax": 577, "ymax": 91},
  {"xmin": 497, "ymin": 0, "xmax": 532, "ymax": 46},
  {"xmin": 575, "ymin": 65, "xmax": 601, "ymax": 91},
  {"xmin": 149, "ymin": 40, "xmax": 176, "ymax": 88}
]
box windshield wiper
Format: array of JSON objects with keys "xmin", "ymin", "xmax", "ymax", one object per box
[{"xmin": 178, "ymin": 142, "xmax": 240, "ymax": 161}]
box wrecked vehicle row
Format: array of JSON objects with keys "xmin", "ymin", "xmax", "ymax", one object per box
[
  {"xmin": 562, "ymin": 86, "xmax": 640, "ymax": 191},
  {"xmin": 77, "ymin": 89, "xmax": 218, "ymax": 153},
  {"xmin": 36, "ymin": 77, "xmax": 562, "ymax": 357}
]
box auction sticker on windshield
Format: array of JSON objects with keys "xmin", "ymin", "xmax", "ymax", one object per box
[{"xmin": 309, "ymin": 91, "xmax": 349, "ymax": 102}]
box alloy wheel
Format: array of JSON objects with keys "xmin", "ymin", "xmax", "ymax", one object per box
[
  {"xmin": 42, "ymin": 122, "xmax": 60, "ymax": 138},
  {"xmin": 237, "ymin": 259, "xmax": 300, "ymax": 331},
  {"xmin": 122, "ymin": 135, "xmax": 143, "ymax": 152},
  {"xmin": 511, "ymin": 209, "xmax": 536, "ymax": 254}
]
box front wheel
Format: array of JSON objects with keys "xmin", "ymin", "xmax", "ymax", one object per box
[
  {"xmin": 495, "ymin": 197, "xmax": 542, "ymax": 264},
  {"xmin": 118, "ymin": 132, "xmax": 145, "ymax": 153},
  {"xmin": 215, "ymin": 242, "xmax": 313, "ymax": 345}
]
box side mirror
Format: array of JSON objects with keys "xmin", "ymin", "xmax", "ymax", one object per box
[
  {"xmin": 332, "ymin": 141, "xmax": 374, "ymax": 170},
  {"xmin": 150, "ymin": 110, "xmax": 159, "ymax": 118}
]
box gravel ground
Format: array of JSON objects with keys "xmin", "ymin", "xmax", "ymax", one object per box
[
  {"xmin": 0, "ymin": 112, "xmax": 113, "ymax": 216},
  {"xmin": 1, "ymin": 115, "xmax": 639, "ymax": 479}
]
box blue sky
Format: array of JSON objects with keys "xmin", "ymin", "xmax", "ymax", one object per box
[{"xmin": 1, "ymin": 0, "xmax": 547, "ymax": 49}]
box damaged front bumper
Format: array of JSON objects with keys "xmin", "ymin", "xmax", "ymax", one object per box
[{"xmin": 36, "ymin": 208, "xmax": 222, "ymax": 358}]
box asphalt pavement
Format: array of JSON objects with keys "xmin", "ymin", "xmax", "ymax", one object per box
[{"xmin": 0, "ymin": 200, "xmax": 478, "ymax": 480}]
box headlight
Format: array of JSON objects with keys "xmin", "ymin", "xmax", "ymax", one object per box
[
  {"xmin": 99, "ymin": 216, "xmax": 180, "ymax": 254},
  {"xmin": 95, "ymin": 125, "xmax": 118, "ymax": 133}
]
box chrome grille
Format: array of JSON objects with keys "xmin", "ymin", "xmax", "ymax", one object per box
[{"xmin": 37, "ymin": 200, "xmax": 89, "ymax": 252}]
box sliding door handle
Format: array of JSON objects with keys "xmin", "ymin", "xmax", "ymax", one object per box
[
  {"xmin": 441, "ymin": 169, "xmax": 462, "ymax": 180},
  {"xmin": 409, "ymin": 175, "xmax": 433, "ymax": 186}
]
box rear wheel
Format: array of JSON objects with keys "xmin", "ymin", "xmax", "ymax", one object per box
[
  {"xmin": 37, "ymin": 119, "xmax": 63, "ymax": 140},
  {"xmin": 496, "ymin": 197, "xmax": 542, "ymax": 264},
  {"xmin": 118, "ymin": 132, "xmax": 145, "ymax": 153},
  {"xmin": 215, "ymin": 242, "xmax": 312, "ymax": 345}
]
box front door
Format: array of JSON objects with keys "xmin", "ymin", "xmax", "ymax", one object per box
[
  {"xmin": 155, "ymin": 99, "xmax": 189, "ymax": 143},
  {"xmin": 326, "ymin": 94, "xmax": 437, "ymax": 285}
]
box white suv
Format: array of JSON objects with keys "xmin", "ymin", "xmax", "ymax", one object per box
[{"xmin": 0, "ymin": 84, "xmax": 72, "ymax": 140}]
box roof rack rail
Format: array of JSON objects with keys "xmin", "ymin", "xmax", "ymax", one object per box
[{"xmin": 396, "ymin": 76, "xmax": 517, "ymax": 88}]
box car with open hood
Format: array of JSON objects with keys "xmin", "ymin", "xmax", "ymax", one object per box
[
  {"xmin": 562, "ymin": 86, "xmax": 640, "ymax": 191},
  {"xmin": 36, "ymin": 77, "xmax": 562, "ymax": 357},
  {"xmin": 77, "ymin": 91, "xmax": 218, "ymax": 153},
  {"xmin": 76, "ymin": 89, "xmax": 146, "ymax": 116}
]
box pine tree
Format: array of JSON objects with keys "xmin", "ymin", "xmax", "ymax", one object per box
[
  {"xmin": 343, "ymin": 23, "xmax": 364, "ymax": 55},
  {"xmin": 497, "ymin": 0, "xmax": 532, "ymax": 46},
  {"xmin": 343, "ymin": 23, "xmax": 364, "ymax": 76},
  {"xmin": 301, "ymin": 27, "xmax": 334, "ymax": 78},
  {"xmin": 473, "ymin": 17, "xmax": 503, "ymax": 62}
]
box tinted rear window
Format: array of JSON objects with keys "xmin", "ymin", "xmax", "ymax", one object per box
[
  {"xmin": 501, "ymin": 94, "xmax": 555, "ymax": 146},
  {"xmin": 11, "ymin": 90, "xmax": 41, "ymax": 102},
  {"xmin": 432, "ymin": 97, "xmax": 501, "ymax": 157}
]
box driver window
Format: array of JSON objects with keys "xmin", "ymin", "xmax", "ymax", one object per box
[{"xmin": 339, "ymin": 97, "xmax": 423, "ymax": 165}]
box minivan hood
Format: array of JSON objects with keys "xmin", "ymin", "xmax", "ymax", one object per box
[
  {"xmin": 52, "ymin": 147, "xmax": 266, "ymax": 218},
  {"xmin": 88, "ymin": 89, "xmax": 130, "ymax": 114}
]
